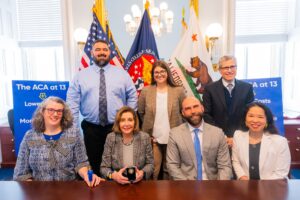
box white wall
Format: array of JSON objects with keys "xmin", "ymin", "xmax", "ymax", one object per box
[
  {"xmin": 66, "ymin": 0, "xmax": 226, "ymax": 72},
  {"xmin": 295, "ymin": 0, "xmax": 300, "ymax": 27}
]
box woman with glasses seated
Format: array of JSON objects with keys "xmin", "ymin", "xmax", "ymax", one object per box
[
  {"xmin": 232, "ymin": 102, "xmax": 291, "ymax": 180},
  {"xmin": 138, "ymin": 60, "xmax": 186, "ymax": 180},
  {"xmin": 13, "ymin": 96, "xmax": 103, "ymax": 187}
]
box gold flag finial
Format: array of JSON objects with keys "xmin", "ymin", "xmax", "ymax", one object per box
[
  {"xmin": 182, "ymin": 7, "xmax": 188, "ymax": 30},
  {"xmin": 190, "ymin": 0, "xmax": 199, "ymax": 18},
  {"xmin": 93, "ymin": 0, "xmax": 107, "ymax": 33},
  {"xmin": 145, "ymin": 0, "xmax": 150, "ymax": 10}
]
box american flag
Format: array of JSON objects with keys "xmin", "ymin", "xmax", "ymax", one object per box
[{"xmin": 80, "ymin": 13, "xmax": 124, "ymax": 69}]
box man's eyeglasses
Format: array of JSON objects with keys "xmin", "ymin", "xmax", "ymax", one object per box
[
  {"xmin": 154, "ymin": 70, "xmax": 167, "ymax": 76},
  {"xmin": 219, "ymin": 65, "xmax": 237, "ymax": 71},
  {"xmin": 45, "ymin": 108, "xmax": 64, "ymax": 116}
]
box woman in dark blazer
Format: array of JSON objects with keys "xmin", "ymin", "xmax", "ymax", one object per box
[
  {"xmin": 100, "ymin": 106, "xmax": 154, "ymax": 184},
  {"xmin": 138, "ymin": 60, "xmax": 186, "ymax": 180}
]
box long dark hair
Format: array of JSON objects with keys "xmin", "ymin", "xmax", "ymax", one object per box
[
  {"xmin": 240, "ymin": 102, "xmax": 279, "ymax": 134},
  {"xmin": 151, "ymin": 60, "xmax": 177, "ymax": 87}
]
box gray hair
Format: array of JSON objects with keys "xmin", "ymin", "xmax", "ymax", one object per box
[{"xmin": 218, "ymin": 55, "xmax": 237, "ymax": 68}]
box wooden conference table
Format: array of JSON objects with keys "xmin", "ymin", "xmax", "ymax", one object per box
[{"xmin": 0, "ymin": 180, "xmax": 299, "ymax": 200}]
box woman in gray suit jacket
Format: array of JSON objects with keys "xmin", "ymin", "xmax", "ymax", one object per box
[
  {"xmin": 232, "ymin": 102, "xmax": 291, "ymax": 180},
  {"xmin": 138, "ymin": 60, "xmax": 186, "ymax": 180},
  {"xmin": 100, "ymin": 106, "xmax": 154, "ymax": 184}
]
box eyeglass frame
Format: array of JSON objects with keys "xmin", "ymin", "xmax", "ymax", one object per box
[
  {"xmin": 153, "ymin": 70, "xmax": 167, "ymax": 76},
  {"xmin": 45, "ymin": 108, "xmax": 64, "ymax": 116},
  {"xmin": 219, "ymin": 65, "xmax": 237, "ymax": 71}
]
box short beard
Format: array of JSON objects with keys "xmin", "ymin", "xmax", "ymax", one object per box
[
  {"xmin": 93, "ymin": 57, "xmax": 110, "ymax": 67},
  {"xmin": 184, "ymin": 113, "xmax": 203, "ymax": 127}
]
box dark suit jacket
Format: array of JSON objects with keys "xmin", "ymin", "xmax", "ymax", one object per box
[{"xmin": 202, "ymin": 78, "xmax": 254, "ymax": 137}]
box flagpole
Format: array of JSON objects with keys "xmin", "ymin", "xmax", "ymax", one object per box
[
  {"xmin": 181, "ymin": 7, "xmax": 188, "ymax": 37},
  {"xmin": 190, "ymin": 0, "xmax": 199, "ymax": 18},
  {"xmin": 93, "ymin": 0, "xmax": 107, "ymax": 33}
]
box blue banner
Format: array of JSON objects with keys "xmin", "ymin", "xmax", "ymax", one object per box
[
  {"xmin": 12, "ymin": 80, "xmax": 69, "ymax": 155},
  {"xmin": 244, "ymin": 77, "xmax": 284, "ymax": 135}
]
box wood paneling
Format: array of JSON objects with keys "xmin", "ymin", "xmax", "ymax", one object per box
[
  {"xmin": 0, "ymin": 126, "xmax": 16, "ymax": 168},
  {"xmin": 284, "ymin": 119, "xmax": 300, "ymax": 169}
]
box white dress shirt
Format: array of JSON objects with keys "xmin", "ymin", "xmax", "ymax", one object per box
[{"xmin": 153, "ymin": 92, "xmax": 170, "ymax": 144}]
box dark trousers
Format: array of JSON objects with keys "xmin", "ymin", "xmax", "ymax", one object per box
[{"xmin": 81, "ymin": 120, "xmax": 113, "ymax": 177}]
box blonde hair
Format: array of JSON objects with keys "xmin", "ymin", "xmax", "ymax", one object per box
[
  {"xmin": 112, "ymin": 106, "xmax": 140, "ymax": 134},
  {"xmin": 31, "ymin": 96, "xmax": 73, "ymax": 132}
]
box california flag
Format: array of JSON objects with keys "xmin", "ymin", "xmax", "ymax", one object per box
[{"xmin": 168, "ymin": 7, "xmax": 220, "ymax": 100}]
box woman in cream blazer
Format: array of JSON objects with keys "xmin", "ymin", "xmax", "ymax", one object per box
[
  {"xmin": 232, "ymin": 102, "xmax": 291, "ymax": 180},
  {"xmin": 138, "ymin": 60, "xmax": 185, "ymax": 180}
]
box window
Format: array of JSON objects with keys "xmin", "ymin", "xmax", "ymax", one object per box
[
  {"xmin": 235, "ymin": 0, "xmax": 300, "ymax": 115},
  {"xmin": 235, "ymin": 43, "xmax": 285, "ymax": 79},
  {"xmin": 283, "ymin": 39, "xmax": 300, "ymax": 115},
  {"xmin": 0, "ymin": 0, "xmax": 64, "ymax": 123}
]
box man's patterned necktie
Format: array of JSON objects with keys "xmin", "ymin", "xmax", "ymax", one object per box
[{"xmin": 99, "ymin": 68, "xmax": 108, "ymax": 126}]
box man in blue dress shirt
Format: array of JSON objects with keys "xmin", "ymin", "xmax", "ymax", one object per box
[{"xmin": 67, "ymin": 39, "xmax": 137, "ymax": 176}]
